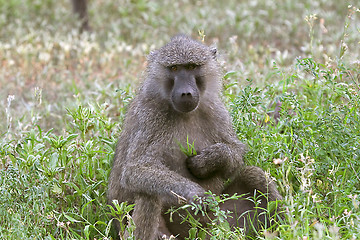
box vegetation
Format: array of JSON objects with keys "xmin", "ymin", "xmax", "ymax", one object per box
[{"xmin": 0, "ymin": 0, "xmax": 359, "ymax": 239}]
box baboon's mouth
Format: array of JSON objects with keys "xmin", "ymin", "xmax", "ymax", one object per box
[{"xmin": 173, "ymin": 100, "xmax": 199, "ymax": 113}]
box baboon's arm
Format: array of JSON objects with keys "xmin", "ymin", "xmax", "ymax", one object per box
[
  {"xmin": 235, "ymin": 166, "xmax": 283, "ymax": 201},
  {"xmin": 187, "ymin": 139, "xmax": 247, "ymax": 179},
  {"xmin": 185, "ymin": 102, "xmax": 248, "ymax": 179},
  {"xmin": 121, "ymin": 161, "xmax": 205, "ymax": 203}
]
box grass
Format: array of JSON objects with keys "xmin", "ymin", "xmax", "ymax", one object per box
[{"xmin": 0, "ymin": 0, "xmax": 360, "ymax": 239}]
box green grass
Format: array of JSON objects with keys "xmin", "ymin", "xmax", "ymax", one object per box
[{"xmin": 1, "ymin": 0, "xmax": 360, "ymax": 239}]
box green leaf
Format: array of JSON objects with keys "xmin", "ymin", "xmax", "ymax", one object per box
[
  {"xmin": 49, "ymin": 152, "xmax": 58, "ymax": 170},
  {"xmin": 188, "ymin": 227, "xmax": 197, "ymax": 239},
  {"xmin": 105, "ymin": 219, "xmax": 113, "ymax": 236},
  {"xmin": 63, "ymin": 213, "xmax": 80, "ymax": 223},
  {"xmin": 224, "ymin": 71, "xmax": 237, "ymax": 80},
  {"xmin": 52, "ymin": 184, "xmax": 62, "ymax": 194},
  {"xmin": 198, "ymin": 229, "xmax": 206, "ymax": 240},
  {"xmin": 84, "ymin": 225, "xmax": 90, "ymax": 239}
]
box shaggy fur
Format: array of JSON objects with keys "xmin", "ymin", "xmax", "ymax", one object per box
[{"xmin": 107, "ymin": 35, "xmax": 282, "ymax": 239}]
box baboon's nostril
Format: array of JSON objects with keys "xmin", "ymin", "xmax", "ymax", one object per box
[{"xmin": 181, "ymin": 92, "xmax": 192, "ymax": 97}]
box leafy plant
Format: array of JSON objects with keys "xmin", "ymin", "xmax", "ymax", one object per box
[{"xmin": 177, "ymin": 136, "xmax": 197, "ymax": 157}]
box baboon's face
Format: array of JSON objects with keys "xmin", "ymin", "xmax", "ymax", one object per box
[
  {"xmin": 165, "ymin": 63, "xmax": 204, "ymax": 113},
  {"xmin": 146, "ymin": 35, "xmax": 220, "ymax": 113}
]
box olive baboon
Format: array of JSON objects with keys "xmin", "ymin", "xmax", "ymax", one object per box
[{"xmin": 107, "ymin": 35, "xmax": 282, "ymax": 239}]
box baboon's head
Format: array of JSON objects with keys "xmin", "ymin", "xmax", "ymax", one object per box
[{"xmin": 145, "ymin": 35, "xmax": 220, "ymax": 113}]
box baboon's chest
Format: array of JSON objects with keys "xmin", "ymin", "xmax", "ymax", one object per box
[
  {"xmin": 162, "ymin": 121, "xmax": 214, "ymax": 174},
  {"xmin": 160, "ymin": 120, "xmax": 224, "ymax": 194}
]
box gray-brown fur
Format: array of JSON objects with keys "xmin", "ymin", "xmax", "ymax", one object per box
[
  {"xmin": 107, "ymin": 35, "xmax": 282, "ymax": 239},
  {"xmin": 221, "ymin": 166, "xmax": 283, "ymax": 233}
]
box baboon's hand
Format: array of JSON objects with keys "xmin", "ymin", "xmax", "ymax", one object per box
[
  {"xmin": 186, "ymin": 147, "xmax": 220, "ymax": 179},
  {"xmin": 182, "ymin": 184, "xmax": 206, "ymax": 204},
  {"xmin": 186, "ymin": 186, "xmax": 206, "ymax": 204},
  {"xmin": 171, "ymin": 184, "xmax": 205, "ymax": 205}
]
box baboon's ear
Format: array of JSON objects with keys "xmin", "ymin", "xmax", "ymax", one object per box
[
  {"xmin": 211, "ymin": 48, "xmax": 217, "ymax": 59},
  {"xmin": 147, "ymin": 50, "xmax": 158, "ymax": 62}
]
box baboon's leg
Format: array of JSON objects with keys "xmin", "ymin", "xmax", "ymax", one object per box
[
  {"xmin": 158, "ymin": 215, "xmax": 175, "ymax": 239},
  {"xmin": 220, "ymin": 166, "xmax": 282, "ymax": 233},
  {"xmin": 131, "ymin": 197, "xmax": 162, "ymax": 240}
]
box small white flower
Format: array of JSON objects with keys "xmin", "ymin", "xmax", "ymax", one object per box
[{"xmin": 39, "ymin": 52, "xmax": 51, "ymax": 63}]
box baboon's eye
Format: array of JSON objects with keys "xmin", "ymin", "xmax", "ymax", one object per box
[
  {"xmin": 186, "ymin": 64, "xmax": 197, "ymax": 70},
  {"xmin": 169, "ymin": 65, "xmax": 178, "ymax": 71},
  {"xmin": 196, "ymin": 77, "xmax": 204, "ymax": 90},
  {"xmin": 167, "ymin": 78, "xmax": 174, "ymax": 89}
]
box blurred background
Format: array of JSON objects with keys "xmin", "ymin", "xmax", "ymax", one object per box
[{"xmin": 1, "ymin": 0, "xmax": 359, "ymax": 133}]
